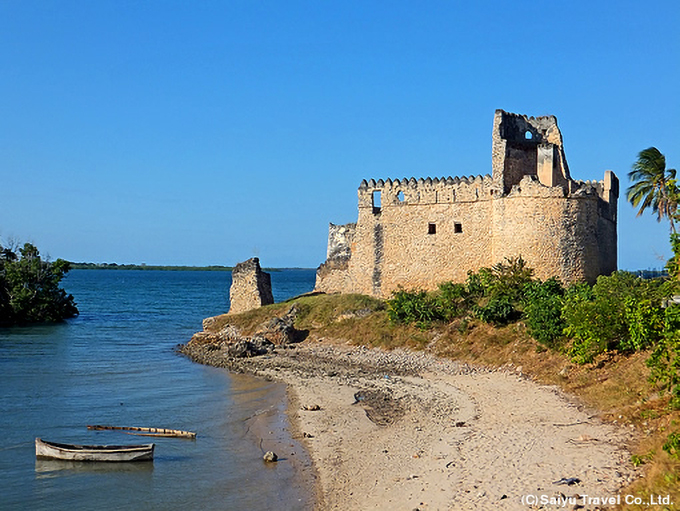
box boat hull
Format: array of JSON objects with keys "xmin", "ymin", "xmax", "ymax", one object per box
[{"xmin": 35, "ymin": 438, "xmax": 154, "ymax": 462}]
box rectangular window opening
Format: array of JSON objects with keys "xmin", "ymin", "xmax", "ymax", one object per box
[
  {"xmin": 428, "ymin": 223, "xmax": 437, "ymax": 235},
  {"xmin": 454, "ymin": 222, "xmax": 463, "ymax": 233},
  {"xmin": 372, "ymin": 190, "xmax": 381, "ymax": 214}
]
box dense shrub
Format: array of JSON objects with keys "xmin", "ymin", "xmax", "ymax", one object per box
[
  {"xmin": 562, "ymin": 281, "xmax": 616, "ymax": 364},
  {"xmin": 435, "ymin": 281, "xmax": 469, "ymax": 321},
  {"xmin": 0, "ymin": 243, "xmax": 78, "ymax": 325},
  {"xmin": 647, "ymin": 305, "xmax": 680, "ymax": 409},
  {"xmin": 388, "ymin": 257, "xmax": 534, "ymax": 328},
  {"xmin": 522, "ymin": 278, "xmax": 566, "ymax": 348},
  {"xmin": 467, "ymin": 257, "xmax": 534, "ymax": 325},
  {"xmin": 562, "ymin": 271, "xmax": 675, "ymax": 363},
  {"xmin": 472, "ymin": 296, "xmax": 519, "ymax": 325},
  {"xmin": 623, "ymin": 297, "xmax": 664, "ymax": 352},
  {"xmin": 466, "ymin": 257, "xmax": 533, "ymax": 301},
  {"xmin": 386, "ymin": 288, "xmax": 442, "ymax": 328},
  {"xmin": 666, "ymin": 233, "xmax": 680, "ymax": 279}
]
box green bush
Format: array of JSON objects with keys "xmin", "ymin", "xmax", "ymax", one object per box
[
  {"xmin": 435, "ymin": 281, "xmax": 469, "ymax": 321},
  {"xmin": 473, "ymin": 296, "xmax": 519, "ymax": 325},
  {"xmin": 562, "ymin": 272, "xmax": 656, "ymax": 363},
  {"xmin": 663, "ymin": 431, "xmax": 680, "ymax": 458},
  {"xmin": 465, "ymin": 267, "xmax": 494, "ymax": 299},
  {"xmin": 666, "ymin": 233, "xmax": 680, "ymax": 279},
  {"xmin": 623, "ymin": 297, "xmax": 664, "ymax": 352},
  {"xmin": 522, "ymin": 278, "xmax": 566, "ymax": 348},
  {"xmin": 387, "ymin": 288, "xmax": 442, "ymax": 328},
  {"xmin": 466, "ymin": 256, "xmax": 533, "ymax": 301},
  {"xmin": 466, "ymin": 257, "xmax": 534, "ymax": 326},
  {"xmin": 0, "ymin": 243, "xmax": 78, "ymax": 325},
  {"xmin": 562, "ymin": 271, "xmax": 679, "ymax": 363},
  {"xmin": 486, "ymin": 256, "xmax": 534, "ymax": 301},
  {"xmin": 388, "ymin": 257, "xmax": 535, "ymax": 328},
  {"xmin": 647, "ymin": 305, "xmax": 680, "ymax": 409}
]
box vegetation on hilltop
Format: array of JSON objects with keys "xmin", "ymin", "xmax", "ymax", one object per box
[{"xmin": 0, "ymin": 242, "xmax": 78, "ymax": 326}]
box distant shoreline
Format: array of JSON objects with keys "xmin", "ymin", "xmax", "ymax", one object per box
[{"xmin": 69, "ymin": 263, "xmax": 315, "ymax": 272}]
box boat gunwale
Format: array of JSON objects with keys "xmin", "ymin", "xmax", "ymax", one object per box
[
  {"xmin": 35, "ymin": 438, "xmax": 155, "ymax": 462},
  {"xmin": 37, "ymin": 438, "xmax": 154, "ymax": 453}
]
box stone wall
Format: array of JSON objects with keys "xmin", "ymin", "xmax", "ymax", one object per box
[
  {"xmin": 315, "ymin": 110, "xmax": 619, "ymax": 298},
  {"xmin": 229, "ymin": 258, "xmax": 274, "ymax": 314}
]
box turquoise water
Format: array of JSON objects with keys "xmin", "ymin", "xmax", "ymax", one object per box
[{"xmin": 0, "ymin": 269, "xmax": 317, "ymax": 510}]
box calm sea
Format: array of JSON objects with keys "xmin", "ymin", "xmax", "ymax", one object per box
[{"xmin": 0, "ymin": 269, "xmax": 317, "ymax": 511}]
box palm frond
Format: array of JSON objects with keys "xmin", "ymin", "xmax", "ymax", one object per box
[{"xmin": 626, "ymin": 147, "xmax": 677, "ymax": 229}]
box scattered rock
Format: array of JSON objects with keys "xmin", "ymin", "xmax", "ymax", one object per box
[
  {"xmin": 227, "ymin": 338, "xmax": 275, "ymax": 358},
  {"xmin": 553, "ymin": 477, "xmax": 581, "ymax": 486},
  {"xmin": 263, "ymin": 451, "xmax": 278, "ymax": 463},
  {"xmin": 254, "ymin": 305, "xmax": 300, "ymax": 345},
  {"xmin": 217, "ymin": 325, "xmax": 243, "ymax": 343},
  {"xmin": 189, "ymin": 330, "xmax": 221, "ymax": 344},
  {"xmin": 302, "ymin": 404, "xmax": 321, "ymax": 411}
]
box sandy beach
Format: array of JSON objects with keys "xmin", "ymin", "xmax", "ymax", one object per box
[{"xmin": 181, "ymin": 336, "xmax": 639, "ymax": 511}]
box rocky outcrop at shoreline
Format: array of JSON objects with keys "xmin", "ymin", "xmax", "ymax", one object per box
[{"xmin": 184, "ymin": 305, "xmax": 304, "ymax": 360}]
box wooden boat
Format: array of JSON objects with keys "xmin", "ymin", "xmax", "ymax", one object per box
[
  {"xmin": 87, "ymin": 424, "xmax": 196, "ymax": 439},
  {"xmin": 35, "ymin": 438, "xmax": 154, "ymax": 462}
]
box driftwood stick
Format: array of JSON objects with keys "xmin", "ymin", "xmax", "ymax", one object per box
[
  {"xmin": 124, "ymin": 432, "xmax": 192, "ymax": 438},
  {"xmin": 87, "ymin": 425, "xmax": 196, "ymax": 439}
]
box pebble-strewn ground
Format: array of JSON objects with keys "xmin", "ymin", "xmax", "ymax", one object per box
[{"xmin": 180, "ymin": 338, "xmax": 639, "ymax": 510}]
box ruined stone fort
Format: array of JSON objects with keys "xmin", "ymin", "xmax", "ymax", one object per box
[{"xmin": 315, "ymin": 110, "xmax": 619, "ymax": 298}]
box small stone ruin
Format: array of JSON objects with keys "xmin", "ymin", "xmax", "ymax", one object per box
[{"xmin": 228, "ymin": 257, "xmax": 274, "ymax": 315}]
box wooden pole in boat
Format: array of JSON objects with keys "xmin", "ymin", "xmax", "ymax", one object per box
[{"xmin": 87, "ymin": 425, "xmax": 196, "ymax": 439}]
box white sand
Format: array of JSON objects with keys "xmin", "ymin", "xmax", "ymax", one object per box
[
  {"xmin": 183, "ymin": 338, "xmax": 638, "ymax": 510},
  {"xmin": 249, "ymin": 343, "xmax": 637, "ymax": 510}
]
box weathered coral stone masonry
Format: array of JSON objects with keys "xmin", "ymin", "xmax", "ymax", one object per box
[{"xmin": 315, "ymin": 110, "xmax": 619, "ymax": 298}]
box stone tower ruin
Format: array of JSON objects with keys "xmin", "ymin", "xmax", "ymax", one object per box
[{"xmin": 315, "ymin": 110, "xmax": 618, "ymax": 298}]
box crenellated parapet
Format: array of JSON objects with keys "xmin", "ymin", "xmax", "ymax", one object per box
[
  {"xmin": 571, "ymin": 170, "xmax": 619, "ymax": 200},
  {"xmin": 358, "ymin": 174, "xmax": 496, "ymax": 209}
]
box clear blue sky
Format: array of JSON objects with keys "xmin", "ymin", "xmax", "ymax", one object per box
[{"xmin": 1, "ymin": 1, "xmax": 678, "ymax": 269}]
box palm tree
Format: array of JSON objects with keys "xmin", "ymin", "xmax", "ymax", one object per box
[{"xmin": 627, "ymin": 147, "xmax": 678, "ymax": 233}]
